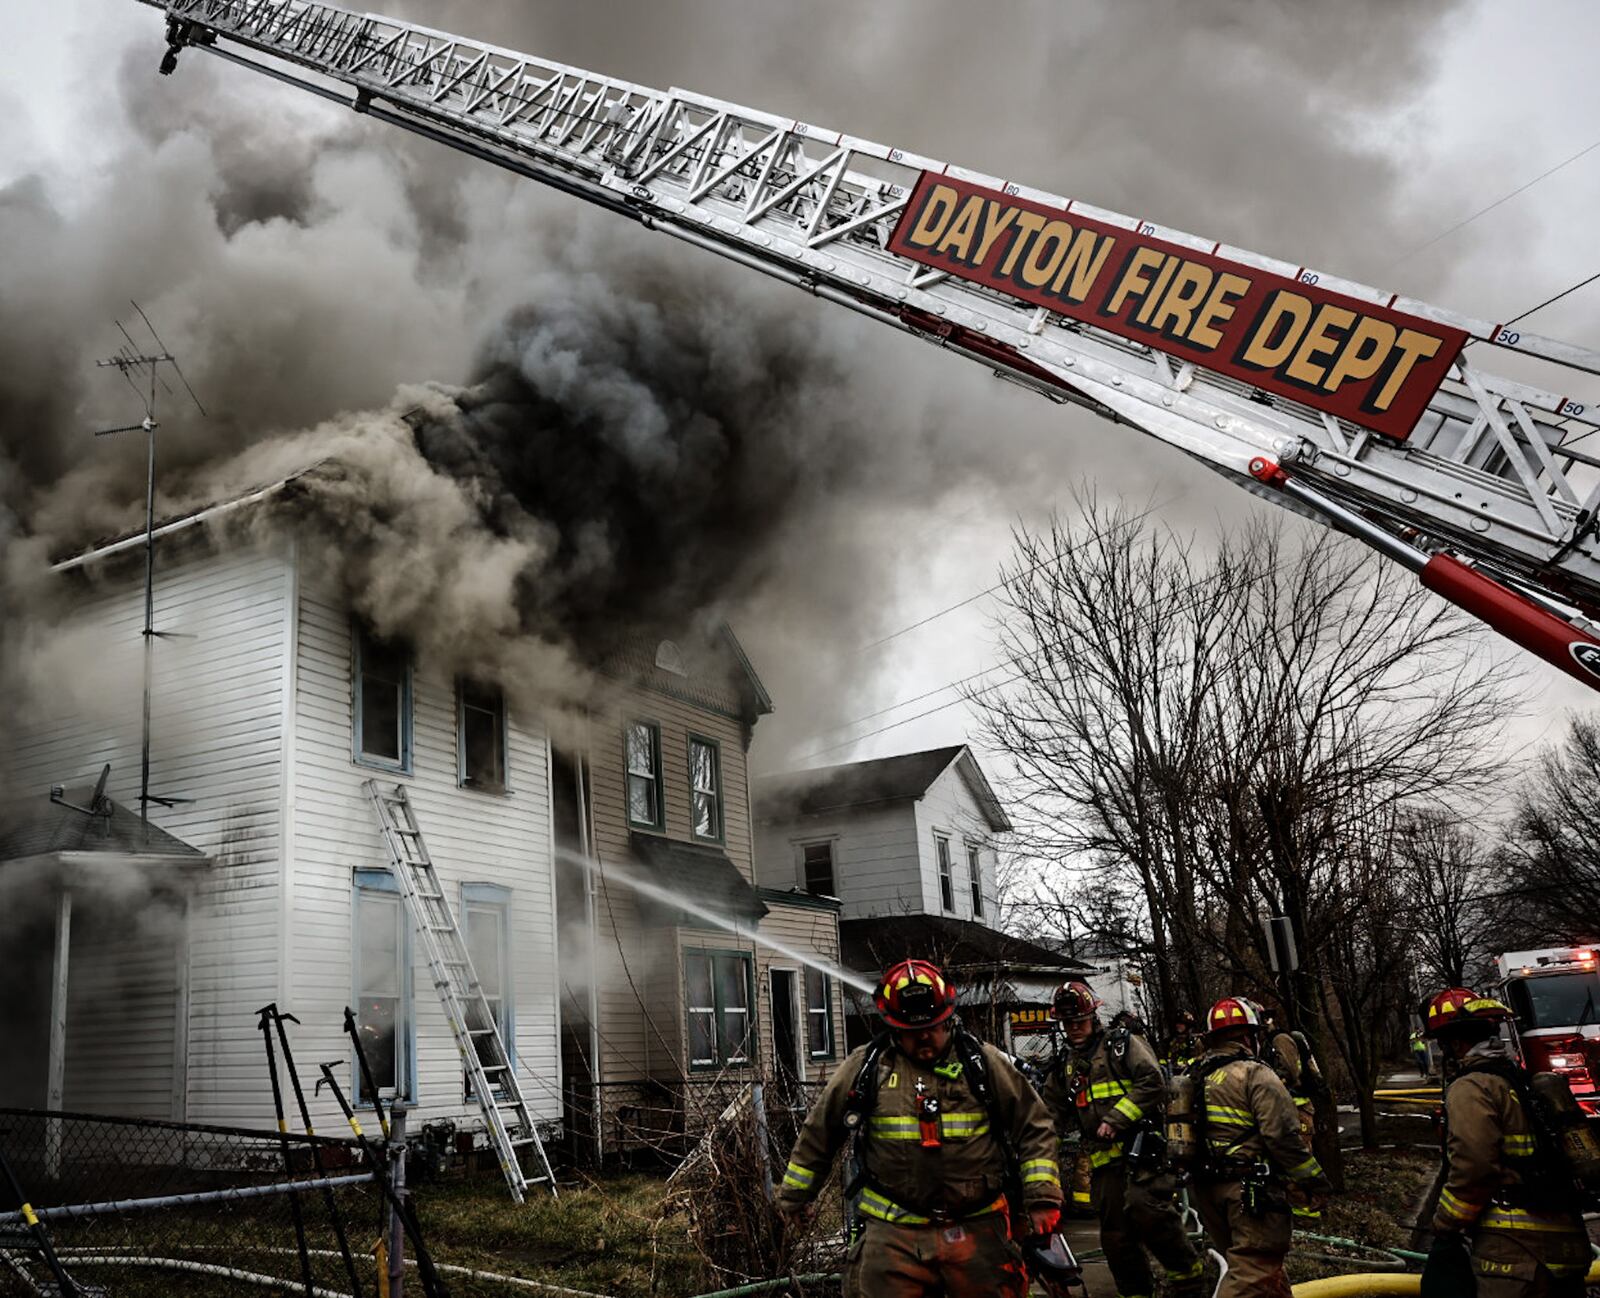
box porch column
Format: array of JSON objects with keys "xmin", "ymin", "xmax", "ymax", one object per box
[{"xmin": 46, "ymin": 887, "xmax": 72, "ymax": 1178}]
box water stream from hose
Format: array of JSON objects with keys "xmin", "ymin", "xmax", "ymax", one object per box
[{"xmin": 557, "ymin": 845, "xmax": 876, "ymax": 994}]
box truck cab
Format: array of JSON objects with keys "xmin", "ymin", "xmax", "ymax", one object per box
[{"xmin": 1494, "ymin": 946, "xmax": 1600, "ymax": 1115}]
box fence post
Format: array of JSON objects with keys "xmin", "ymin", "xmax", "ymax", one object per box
[
  {"xmin": 751, "ymin": 1082, "xmax": 774, "ymax": 1202},
  {"xmin": 386, "ymin": 1102, "xmax": 408, "ymax": 1298}
]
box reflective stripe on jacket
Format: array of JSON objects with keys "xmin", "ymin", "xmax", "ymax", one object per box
[
  {"xmin": 1432, "ymin": 1052, "xmax": 1588, "ymax": 1251},
  {"xmin": 1193, "ymin": 1041, "xmax": 1328, "ymax": 1188},
  {"xmin": 1041, "ymin": 1027, "xmax": 1167, "ymax": 1168},
  {"xmin": 776, "ymin": 1035, "xmax": 1064, "ymax": 1220}
]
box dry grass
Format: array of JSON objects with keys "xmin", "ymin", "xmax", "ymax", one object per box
[{"xmin": 411, "ymin": 1170, "xmax": 711, "ymax": 1296}]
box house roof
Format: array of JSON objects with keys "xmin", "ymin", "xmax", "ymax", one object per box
[
  {"xmin": 627, "ymin": 832, "xmax": 769, "ymax": 928},
  {"xmin": 0, "ymin": 787, "xmax": 207, "ymax": 864},
  {"xmin": 838, "ymin": 915, "xmax": 1089, "ymax": 977},
  {"xmin": 754, "ymin": 745, "xmax": 1012, "ymax": 831},
  {"xmin": 51, "ymin": 465, "xmax": 324, "ymax": 571}
]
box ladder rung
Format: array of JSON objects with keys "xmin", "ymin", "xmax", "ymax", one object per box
[{"xmin": 468, "ymin": 1027, "xmax": 497, "ymax": 1036}]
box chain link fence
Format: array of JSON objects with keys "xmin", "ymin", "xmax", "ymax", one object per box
[{"xmin": 0, "ymin": 1108, "xmax": 390, "ymax": 1297}]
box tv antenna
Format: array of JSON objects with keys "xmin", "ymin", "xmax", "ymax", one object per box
[{"xmin": 92, "ymin": 301, "xmax": 207, "ymax": 823}]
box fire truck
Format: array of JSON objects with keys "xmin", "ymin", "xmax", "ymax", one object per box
[{"xmin": 1494, "ymin": 946, "xmax": 1600, "ymax": 1115}]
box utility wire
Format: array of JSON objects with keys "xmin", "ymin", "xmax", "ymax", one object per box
[{"xmin": 1390, "ymin": 136, "xmax": 1600, "ymax": 268}]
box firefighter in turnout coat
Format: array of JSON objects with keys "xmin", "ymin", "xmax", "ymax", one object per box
[
  {"xmin": 1042, "ymin": 982, "xmax": 1204, "ymax": 1298},
  {"xmin": 1421, "ymin": 987, "xmax": 1591, "ymax": 1298},
  {"xmin": 1190, "ymin": 997, "xmax": 1329, "ymax": 1298},
  {"xmin": 775, "ymin": 960, "xmax": 1063, "ymax": 1298}
]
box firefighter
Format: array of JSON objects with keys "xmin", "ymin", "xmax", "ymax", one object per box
[
  {"xmin": 1409, "ymin": 1027, "xmax": 1432, "ymax": 1080},
  {"xmin": 1188, "ymin": 997, "xmax": 1329, "ymax": 1298},
  {"xmin": 1042, "ymin": 981, "xmax": 1205, "ymax": 1298},
  {"xmin": 1261, "ymin": 1007, "xmax": 1324, "ymax": 1225},
  {"xmin": 774, "ymin": 959, "xmax": 1063, "ymax": 1298},
  {"xmin": 1420, "ymin": 986, "xmax": 1591, "ymax": 1298},
  {"xmin": 1163, "ymin": 1009, "xmax": 1202, "ymax": 1073}
]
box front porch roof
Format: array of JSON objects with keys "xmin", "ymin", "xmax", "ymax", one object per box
[{"xmin": 0, "ymin": 787, "xmax": 209, "ymax": 879}]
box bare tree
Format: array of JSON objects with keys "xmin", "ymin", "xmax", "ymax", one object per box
[
  {"xmin": 1394, "ymin": 807, "xmax": 1499, "ymax": 986},
  {"xmin": 1499, "ymin": 716, "xmax": 1600, "ymax": 944},
  {"xmin": 972, "ymin": 503, "xmax": 1518, "ymax": 1165}
]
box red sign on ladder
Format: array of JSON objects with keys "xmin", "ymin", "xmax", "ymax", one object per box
[{"xmin": 888, "ymin": 172, "xmax": 1466, "ymax": 440}]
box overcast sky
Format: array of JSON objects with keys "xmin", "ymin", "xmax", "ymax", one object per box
[{"xmin": 4, "ymin": 0, "xmax": 1598, "ymax": 782}]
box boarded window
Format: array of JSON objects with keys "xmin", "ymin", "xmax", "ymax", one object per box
[
  {"xmin": 802, "ymin": 842, "xmax": 835, "ymax": 896},
  {"xmin": 936, "ymin": 835, "xmax": 954, "ymax": 912},
  {"xmin": 690, "ymin": 737, "xmax": 722, "ymax": 841},
  {"xmin": 805, "ymin": 969, "xmax": 833, "ymax": 1058},
  {"xmin": 968, "ymin": 845, "xmax": 984, "ymax": 918},
  {"xmin": 626, "ymin": 721, "xmax": 663, "ymax": 829},
  {"xmin": 459, "ymin": 681, "xmax": 507, "ymax": 790},
  {"xmin": 356, "ymin": 627, "xmax": 410, "ymax": 768}
]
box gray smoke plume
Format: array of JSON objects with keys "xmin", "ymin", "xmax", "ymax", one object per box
[{"xmin": 0, "ymin": 0, "xmax": 1478, "ymax": 765}]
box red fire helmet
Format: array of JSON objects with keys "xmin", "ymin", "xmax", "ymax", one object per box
[
  {"xmin": 1422, "ymin": 987, "xmax": 1512, "ymax": 1039},
  {"xmin": 1206, "ymin": 997, "xmax": 1265, "ymax": 1036},
  {"xmin": 875, "ymin": 959, "xmax": 958, "ymax": 1030},
  {"xmin": 1051, "ymin": 981, "xmax": 1104, "ymax": 1023}
]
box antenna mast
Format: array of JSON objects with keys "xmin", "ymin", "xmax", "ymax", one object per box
[{"xmin": 92, "ymin": 302, "xmax": 206, "ymax": 823}]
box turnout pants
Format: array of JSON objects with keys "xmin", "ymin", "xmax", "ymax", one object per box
[
  {"xmin": 843, "ymin": 1213, "xmax": 1028, "ymax": 1298},
  {"xmin": 1470, "ymin": 1221, "xmax": 1591, "ymax": 1298},
  {"xmin": 1091, "ymin": 1160, "xmax": 1204, "ymax": 1297},
  {"xmin": 1192, "ymin": 1180, "xmax": 1292, "ymax": 1298}
]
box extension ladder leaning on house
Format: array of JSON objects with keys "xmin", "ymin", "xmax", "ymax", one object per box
[{"xmin": 364, "ymin": 779, "xmax": 558, "ymax": 1201}]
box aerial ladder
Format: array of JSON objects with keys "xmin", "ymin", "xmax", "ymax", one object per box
[{"xmin": 143, "ymin": 0, "xmax": 1600, "ymax": 689}]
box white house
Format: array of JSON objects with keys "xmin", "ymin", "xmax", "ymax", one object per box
[
  {"xmin": 3, "ymin": 481, "xmax": 562, "ymax": 1140},
  {"xmin": 753, "ymin": 746, "xmax": 1085, "ymax": 1046}
]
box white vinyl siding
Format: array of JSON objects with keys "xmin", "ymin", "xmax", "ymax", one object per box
[
  {"xmin": 10, "ymin": 542, "xmax": 290, "ymax": 1126},
  {"xmin": 290, "ymin": 577, "xmax": 561, "ymax": 1133}
]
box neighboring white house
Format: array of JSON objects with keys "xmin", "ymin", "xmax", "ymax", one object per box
[
  {"xmin": 3, "ymin": 484, "xmax": 562, "ymax": 1139},
  {"xmin": 753, "ymin": 746, "xmax": 1009, "ymax": 923},
  {"xmin": 753, "ymin": 746, "xmax": 1086, "ymax": 1047}
]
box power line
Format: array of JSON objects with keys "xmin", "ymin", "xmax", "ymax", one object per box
[
  {"xmin": 1390, "ymin": 136, "xmax": 1600, "ymax": 268},
  {"xmin": 852, "ymin": 496, "xmax": 1170, "ymax": 656}
]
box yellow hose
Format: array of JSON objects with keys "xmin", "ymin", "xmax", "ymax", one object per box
[{"xmin": 1291, "ymin": 1261, "xmax": 1600, "ymax": 1297}]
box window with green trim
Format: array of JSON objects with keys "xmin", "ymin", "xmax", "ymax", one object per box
[
  {"xmin": 689, "ymin": 735, "xmax": 722, "ymax": 842},
  {"xmin": 805, "ymin": 968, "xmax": 834, "ymax": 1059},
  {"xmin": 685, "ymin": 950, "xmax": 753, "ymax": 1068},
  {"xmin": 625, "ymin": 720, "xmax": 664, "ymax": 829}
]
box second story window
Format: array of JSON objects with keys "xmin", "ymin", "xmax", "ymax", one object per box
[
  {"xmin": 689, "ymin": 736, "xmax": 723, "ymax": 842},
  {"xmin": 458, "ymin": 681, "xmax": 507, "ymax": 791},
  {"xmin": 968, "ymin": 845, "xmax": 985, "ymax": 918},
  {"xmin": 802, "ymin": 841, "xmax": 835, "ymax": 897},
  {"xmin": 936, "ymin": 834, "xmax": 954, "ymax": 912},
  {"xmin": 355, "ymin": 625, "xmax": 411, "ymax": 771},
  {"xmin": 626, "ymin": 721, "xmax": 664, "ymax": 830}
]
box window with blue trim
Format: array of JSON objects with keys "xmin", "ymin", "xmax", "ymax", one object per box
[
  {"xmin": 354, "ymin": 624, "xmax": 412, "ymax": 772},
  {"xmin": 458, "ymin": 680, "xmax": 508, "ymax": 792},
  {"xmin": 353, "ymin": 869, "xmax": 412, "ymax": 1101},
  {"xmin": 462, "ymin": 883, "xmax": 512, "ymax": 1099}
]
